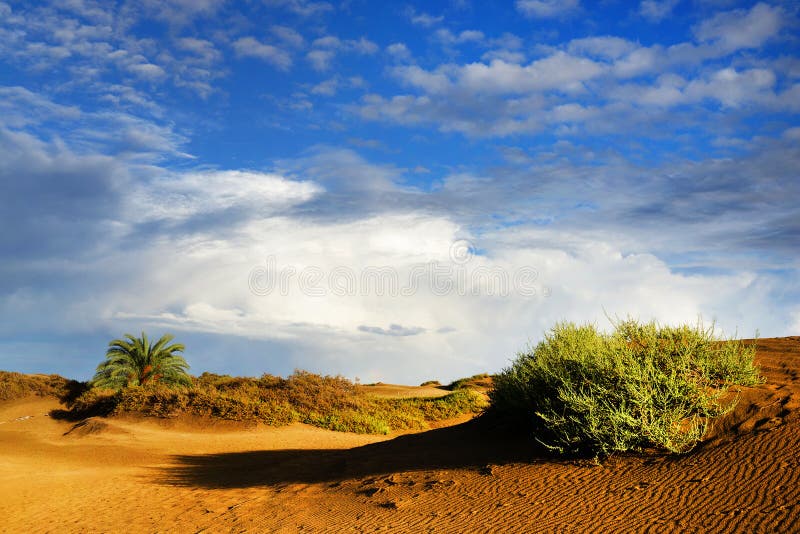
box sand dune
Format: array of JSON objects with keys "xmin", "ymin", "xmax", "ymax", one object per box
[{"xmin": 1, "ymin": 337, "xmax": 798, "ymax": 532}]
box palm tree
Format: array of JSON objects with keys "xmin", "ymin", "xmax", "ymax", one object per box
[{"xmin": 91, "ymin": 332, "xmax": 191, "ymax": 389}]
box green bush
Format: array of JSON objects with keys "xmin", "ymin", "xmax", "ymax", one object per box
[{"xmin": 490, "ymin": 319, "xmax": 762, "ymax": 456}]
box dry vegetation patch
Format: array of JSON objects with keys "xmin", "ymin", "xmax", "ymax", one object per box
[{"xmin": 65, "ymin": 370, "xmax": 486, "ymax": 434}]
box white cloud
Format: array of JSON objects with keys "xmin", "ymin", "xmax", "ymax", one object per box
[
  {"xmin": 233, "ymin": 37, "xmax": 292, "ymax": 70},
  {"xmin": 137, "ymin": 0, "xmax": 224, "ymax": 25},
  {"xmin": 307, "ymin": 49, "xmax": 335, "ymax": 71},
  {"xmin": 685, "ymin": 67, "xmax": 776, "ymax": 108},
  {"xmin": 73, "ymin": 211, "xmax": 790, "ymax": 382},
  {"xmin": 350, "ymin": 37, "xmax": 379, "ymax": 55},
  {"xmin": 130, "ymin": 170, "xmax": 322, "ymax": 223},
  {"xmin": 311, "ymin": 78, "xmax": 338, "ymax": 95},
  {"xmin": 481, "ymin": 49, "xmax": 526, "ymax": 64},
  {"xmin": 611, "ymin": 74, "xmax": 687, "ymax": 108},
  {"xmin": 0, "ymin": 2, "xmax": 225, "ymax": 97},
  {"xmin": 612, "ymin": 46, "xmax": 663, "ymax": 78},
  {"xmin": 406, "ymin": 8, "xmax": 443, "ymax": 27},
  {"xmin": 127, "ymin": 62, "xmax": 167, "ymax": 80},
  {"xmin": 0, "ymin": 86, "xmax": 81, "ymax": 127},
  {"xmin": 263, "ymin": 0, "xmax": 333, "ymax": 17},
  {"xmin": 695, "ymin": 3, "xmax": 783, "ymax": 53},
  {"xmin": 516, "ymin": 0, "xmax": 580, "ymax": 18},
  {"xmin": 396, "ymin": 53, "xmax": 604, "ymax": 95},
  {"xmin": 387, "ymin": 42, "xmax": 411, "ymax": 61},
  {"xmin": 271, "ymin": 25, "xmax": 305, "ymax": 48},
  {"xmin": 568, "ymin": 36, "xmax": 638, "ymax": 60},
  {"xmin": 359, "ymin": 324, "xmax": 426, "ymax": 336},
  {"xmin": 392, "ymin": 65, "xmax": 453, "ymax": 94},
  {"xmin": 639, "ymin": 0, "xmax": 679, "ymax": 23},
  {"xmin": 435, "ymin": 29, "xmax": 485, "ymax": 46},
  {"xmin": 175, "ymin": 37, "xmax": 221, "ymax": 65},
  {"xmin": 306, "ymin": 35, "xmax": 378, "ymax": 71}
]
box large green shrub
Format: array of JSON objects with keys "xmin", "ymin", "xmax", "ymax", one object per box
[{"xmin": 490, "ymin": 319, "xmax": 761, "ymax": 456}]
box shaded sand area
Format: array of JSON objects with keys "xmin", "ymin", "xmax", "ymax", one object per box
[{"xmin": 1, "ymin": 338, "xmax": 799, "ymax": 532}]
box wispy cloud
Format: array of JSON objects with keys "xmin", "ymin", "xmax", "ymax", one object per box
[
  {"xmin": 405, "ymin": 7, "xmax": 444, "ymax": 27},
  {"xmin": 263, "ymin": 0, "xmax": 333, "ymax": 17},
  {"xmin": 638, "ymin": 0, "xmax": 680, "ymax": 23},
  {"xmin": 516, "ymin": 0, "xmax": 580, "ymax": 19},
  {"xmin": 359, "ymin": 324, "xmax": 426, "ymax": 336}
]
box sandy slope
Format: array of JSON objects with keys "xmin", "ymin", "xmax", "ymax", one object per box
[{"xmin": 1, "ymin": 337, "xmax": 798, "ymax": 533}]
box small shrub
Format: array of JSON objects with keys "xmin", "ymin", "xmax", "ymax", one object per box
[{"xmin": 490, "ymin": 319, "xmax": 762, "ymax": 456}]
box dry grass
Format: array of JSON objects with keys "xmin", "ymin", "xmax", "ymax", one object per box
[{"xmin": 65, "ymin": 370, "xmax": 487, "ymax": 434}]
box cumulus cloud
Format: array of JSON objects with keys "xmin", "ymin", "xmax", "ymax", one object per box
[
  {"xmin": 393, "ymin": 53, "xmax": 603, "ymax": 95},
  {"xmin": 233, "ymin": 37, "xmax": 292, "ymax": 70},
  {"xmin": 684, "ymin": 67, "xmax": 776, "ymax": 108},
  {"xmin": 271, "ymin": 25, "xmax": 305, "ymax": 48},
  {"xmin": 357, "ymin": 52, "xmax": 607, "ymax": 136},
  {"xmin": 434, "ymin": 29, "xmax": 485, "ymax": 47},
  {"xmin": 175, "ymin": 37, "xmax": 221, "ymax": 65},
  {"xmin": 694, "ymin": 3, "xmax": 783, "ymax": 53},
  {"xmin": 386, "ymin": 42, "xmax": 411, "ymax": 61},
  {"xmin": 568, "ymin": 36, "xmax": 638, "ymax": 61},
  {"xmin": 127, "ymin": 62, "xmax": 167, "ymax": 80}
]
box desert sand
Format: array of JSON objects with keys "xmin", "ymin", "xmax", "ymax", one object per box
[{"xmin": 1, "ymin": 337, "xmax": 798, "ymax": 533}]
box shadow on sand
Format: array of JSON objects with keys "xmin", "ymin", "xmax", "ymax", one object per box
[{"xmin": 156, "ymin": 416, "xmax": 550, "ymax": 489}]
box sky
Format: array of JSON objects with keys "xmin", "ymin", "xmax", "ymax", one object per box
[{"xmin": 1, "ymin": 0, "xmax": 798, "ymax": 384}]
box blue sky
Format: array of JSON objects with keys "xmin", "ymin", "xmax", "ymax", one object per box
[{"xmin": 1, "ymin": 0, "xmax": 798, "ymax": 383}]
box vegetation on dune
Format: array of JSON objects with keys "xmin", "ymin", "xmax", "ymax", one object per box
[
  {"xmin": 445, "ymin": 373, "xmax": 493, "ymax": 391},
  {"xmin": 91, "ymin": 333, "xmax": 191, "ymax": 390},
  {"xmin": 5, "ymin": 331, "xmax": 483, "ymax": 434},
  {"xmin": 68, "ymin": 369, "xmax": 486, "ymax": 434},
  {"xmin": 490, "ymin": 319, "xmax": 763, "ymax": 456},
  {"xmin": 0, "ymin": 371, "xmax": 76, "ymax": 402},
  {"xmin": 5, "ymin": 322, "xmax": 765, "ymax": 447}
]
